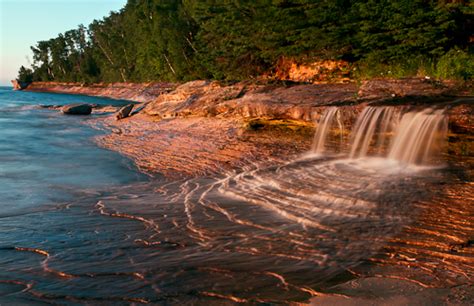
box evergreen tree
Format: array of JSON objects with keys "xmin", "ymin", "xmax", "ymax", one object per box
[
  {"xmin": 17, "ymin": 66, "xmax": 33, "ymax": 83},
  {"xmin": 18, "ymin": 0, "xmax": 472, "ymax": 82}
]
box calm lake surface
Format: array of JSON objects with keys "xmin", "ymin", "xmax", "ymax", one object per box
[
  {"xmin": 0, "ymin": 87, "xmax": 152, "ymax": 303},
  {"xmin": 0, "ymin": 87, "xmax": 144, "ymax": 215},
  {"xmin": 0, "ymin": 87, "xmax": 470, "ymax": 304}
]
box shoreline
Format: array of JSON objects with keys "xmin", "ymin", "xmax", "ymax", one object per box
[
  {"xmin": 16, "ymin": 81, "xmax": 176, "ymax": 103},
  {"xmin": 6, "ymin": 79, "xmax": 474, "ymax": 304},
  {"xmin": 17, "ymin": 78, "xmax": 472, "ymax": 177},
  {"xmin": 15, "ymin": 77, "xmax": 472, "ymax": 105},
  {"xmin": 96, "ymin": 78, "xmax": 473, "ymax": 177}
]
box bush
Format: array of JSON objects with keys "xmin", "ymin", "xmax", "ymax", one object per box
[
  {"xmin": 353, "ymin": 56, "xmax": 436, "ymax": 79},
  {"xmin": 435, "ymin": 49, "xmax": 474, "ymax": 81}
]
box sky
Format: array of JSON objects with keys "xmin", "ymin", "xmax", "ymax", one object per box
[{"xmin": 0, "ymin": 0, "xmax": 126, "ymax": 86}]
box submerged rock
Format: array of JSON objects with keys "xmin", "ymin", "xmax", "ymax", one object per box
[
  {"xmin": 61, "ymin": 104, "xmax": 92, "ymax": 115},
  {"xmin": 115, "ymin": 104, "xmax": 134, "ymax": 120}
]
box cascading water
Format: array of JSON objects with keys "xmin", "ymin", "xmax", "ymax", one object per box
[
  {"xmin": 311, "ymin": 107, "xmax": 344, "ymax": 154},
  {"xmin": 349, "ymin": 107, "xmax": 400, "ymax": 159},
  {"xmin": 388, "ymin": 108, "xmax": 448, "ymax": 165},
  {"xmin": 311, "ymin": 106, "xmax": 448, "ymax": 166},
  {"xmin": 375, "ymin": 107, "xmax": 400, "ymax": 154}
]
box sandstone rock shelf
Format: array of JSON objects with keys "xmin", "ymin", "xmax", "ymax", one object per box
[
  {"xmin": 76, "ymin": 78, "xmax": 473, "ymax": 178},
  {"xmin": 17, "ymin": 78, "xmax": 472, "ymax": 178}
]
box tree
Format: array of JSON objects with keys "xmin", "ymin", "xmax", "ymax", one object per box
[
  {"xmin": 18, "ymin": 0, "xmax": 472, "ymax": 82},
  {"xmin": 17, "ymin": 66, "xmax": 33, "ymax": 83}
]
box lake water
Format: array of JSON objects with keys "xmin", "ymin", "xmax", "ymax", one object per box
[
  {"xmin": 0, "ymin": 87, "xmax": 154, "ymax": 303},
  {"xmin": 0, "ymin": 87, "xmax": 145, "ymax": 216}
]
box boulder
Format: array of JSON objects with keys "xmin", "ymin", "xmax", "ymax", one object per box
[
  {"xmin": 61, "ymin": 104, "xmax": 92, "ymax": 115},
  {"xmin": 115, "ymin": 104, "xmax": 134, "ymax": 120}
]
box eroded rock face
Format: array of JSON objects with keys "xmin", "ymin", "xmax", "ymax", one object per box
[
  {"xmin": 143, "ymin": 81, "xmax": 359, "ymax": 121},
  {"xmin": 143, "ymin": 80, "xmax": 246, "ymax": 118},
  {"xmin": 142, "ymin": 78, "xmax": 470, "ymax": 124},
  {"xmin": 23, "ymin": 78, "xmax": 469, "ymax": 122},
  {"xmin": 61, "ymin": 104, "xmax": 92, "ymax": 115},
  {"xmin": 23, "ymin": 78, "xmax": 472, "ymax": 135},
  {"xmin": 272, "ymin": 58, "xmax": 351, "ymax": 83}
]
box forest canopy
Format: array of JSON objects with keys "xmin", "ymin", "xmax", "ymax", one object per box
[{"xmin": 18, "ymin": 0, "xmax": 473, "ymax": 83}]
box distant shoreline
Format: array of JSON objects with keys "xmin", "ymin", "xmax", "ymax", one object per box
[
  {"xmin": 12, "ymin": 81, "xmax": 176, "ymax": 103},
  {"xmin": 13, "ymin": 77, "xmax": 472, "ymax": 108}
]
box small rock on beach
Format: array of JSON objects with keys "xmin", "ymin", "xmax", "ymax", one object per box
[
  {"xmin": 61, "ymin": 104, "xmax": 92, "ymax": 115},
  {"xmin": 115, "ymin": 104, "xmax": 134, "ymax": 120}
]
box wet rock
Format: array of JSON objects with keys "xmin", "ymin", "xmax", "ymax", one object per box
[
  {"xmin": 115, "ymin": 104, "xmax": 134, "ymax": 120},
  {"xmin": 61, "ymin": 103, "xmax": 92, "ymax": 115}
]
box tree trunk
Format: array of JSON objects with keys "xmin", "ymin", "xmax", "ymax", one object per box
[{"xmin": 164, "ymin": 54, "xmax": 176, "ymax": 75}]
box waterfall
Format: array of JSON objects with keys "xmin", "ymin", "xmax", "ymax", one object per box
[
  {"xmin": 349, "ymin": 107, "xmax": 399, "ymax": 158},
  {"xmin": 388, "ymin": 108, "xmax": 448, "ymax": 165},
  {"xmin": 375, "ymin": 107, "xmax": 400, "ymax": 154},
  {"xmin": 311, "ymin": 107, "xmax": 343, "ymax": 154},
  {"xmin": 310, "ymin": 105, "xmax": 448, "ymax": 166}
]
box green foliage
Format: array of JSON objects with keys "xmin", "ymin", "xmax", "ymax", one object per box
[
  {"xmin": 354, "ymin": 56, "xmax": 436, "ymax": 79},
  {"xmin": 435, "ymin": 48, "xmax": 474, "ymax": 80},
  {"xmin": 355, "ymin": 48, "xmax": 474, "ymax": 81},
  {"xmin": 17, "ymin": 0, "xmax": 472, "ymax": 83},
  {"xmin": 17, "ymin": 66, "xmax": 33, "ymax": 83}
]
